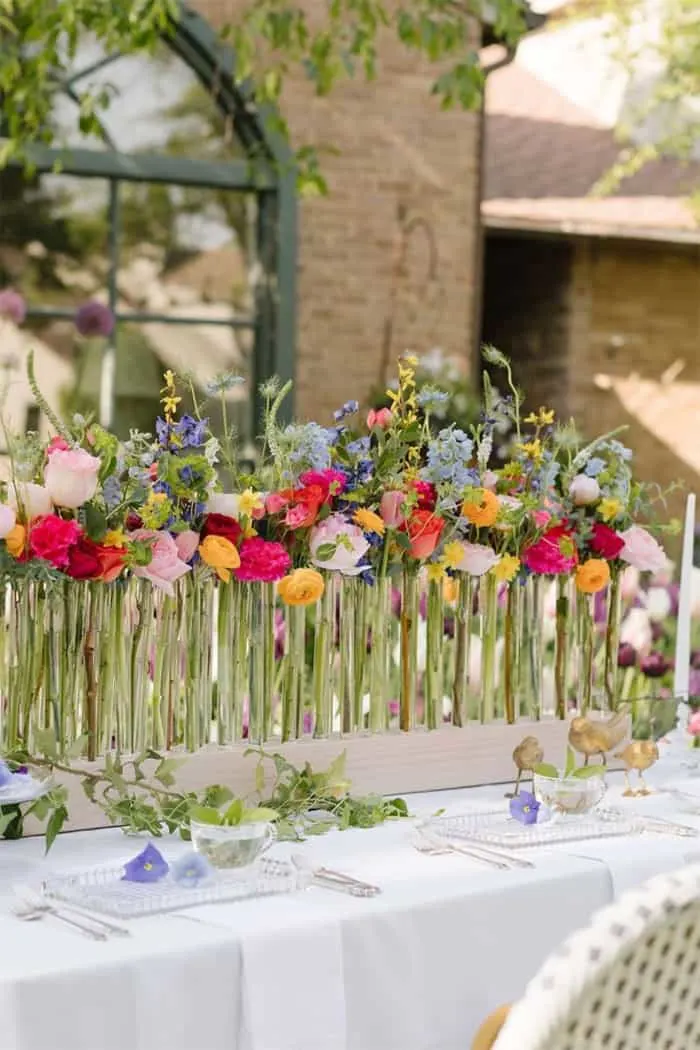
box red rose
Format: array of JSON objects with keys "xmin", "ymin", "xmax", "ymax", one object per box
[
  {"xmin": 235, "ymin": 538, "xmax": 291, "ymax": 582},
  {"xmin": 29, "ymin": 515, "xmax": 83, "ymax": 568},
  {"xmin": 402, "ymin": 509, "xmax": 444, "ymax": 560},
  {"xmin": 66, "ymin": 537, "xmax": 127, "ymax": 581},
  {"xmin": 202, "ymin": 513, "xmax": 242, "ymax": 546},
  {"xmin": 411, "ymin": 480, "xmax": 437, "ymax": 511},
  {"xmin": 589, "ymin": 523, "xmax": 624, "ymax": 561}
]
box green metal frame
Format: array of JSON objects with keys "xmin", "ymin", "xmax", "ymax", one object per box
[{"xmin": 4, "ymin": 1, "xmax": 297, "ymax": 432}]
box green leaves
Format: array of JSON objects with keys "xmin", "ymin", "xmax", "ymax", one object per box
[
  {"xmin": 571, "ymin": 764, "xmax": 606, "ymax": 780},
  {"xmin": 533, "ymin": 763, "xmax": 559, "ymax": 779}
]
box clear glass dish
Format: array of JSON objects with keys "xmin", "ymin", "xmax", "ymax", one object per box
[
  {"xmin": 532, "ymin": 772, "xmax": 606, "ymax": 815},
  {"xmin": 41, "ymin": 856, "xmax": 304, "ymax": 919},
  {"xmin": 425, "ymin": 808, "xmax": 637, "ymax": 849}
]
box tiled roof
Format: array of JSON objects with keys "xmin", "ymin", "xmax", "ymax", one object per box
[{"xmin": 484, "ymin": 60, "xmax": 700, "ymax": 236}]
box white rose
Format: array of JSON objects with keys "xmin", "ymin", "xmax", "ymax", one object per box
[
  {"xmin": 569, "ymin": 474, "xmax": 600, "ymax": 506},
  {"xmin": 206, "ymin": 492, "xmax": 241, "ymax": 518},
  {"xmin": 0, "ymin": 504, "xmax": 15, "ymax": 538},
  {"xmin": 644, "ymin": 586, "xmax": 672, "ymax": 623},
  {"xmin": 454, "ymin": 542, "xmax": 499, "ymax": 577},
  {"xmin": 7, "ymin": 482, "xmax": 53, "ymax": 519}
]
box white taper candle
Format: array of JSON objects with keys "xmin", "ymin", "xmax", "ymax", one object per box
[{"xmin": 674, "ymin": 492, "xmax": 696, "ymax": 699}]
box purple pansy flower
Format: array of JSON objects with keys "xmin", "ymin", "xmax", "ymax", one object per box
[
  {"xmin": 75, "ymin": 300, "xmax": 115, "ymax": 338},
  {"xmin": 0, "ymin": 288, "xmax": 27, "ymax": 325},
  {"xmin": 509, "ymin": 790, "xmax": 540, "ymax": 826},
  {"xmin": 122, "ymin": 842, "xmax": 169, "ymax": 883},
  {"xmin": 171, "ymin": 852, "xmax": 213, "ymax": 887}
]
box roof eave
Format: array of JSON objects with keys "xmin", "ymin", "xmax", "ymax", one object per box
[{"xmin": 482, "ymin": 212, "xmax": 700, "ymax": 246}]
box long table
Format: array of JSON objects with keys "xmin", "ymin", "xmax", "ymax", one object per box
[{"xmin": 1, "ymin": 771, "xmax": 699, "ymax": 1050}]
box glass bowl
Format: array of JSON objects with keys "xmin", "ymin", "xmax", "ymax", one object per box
[
  {"xmin": 190, "ymin": 821, "xmax": 275, "ymax": 869},
  {"xmin": 533, "ymin": 773, "xmax": 606, "ymax": 815}
]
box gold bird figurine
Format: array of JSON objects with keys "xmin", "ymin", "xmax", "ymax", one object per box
[
  {"xmin": 506, "ymin": 736, "xmax": 544, "ymax": 798},
  {"xmin": 616, "ymin": 740, "xmax": 659, "ymax": 797},
  {"xmin": 568, "ymin": 709, "xmax": 628, "ymax": 767}
]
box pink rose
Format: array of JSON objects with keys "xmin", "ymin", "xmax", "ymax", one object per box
[
  {"xmin": 453, "ymin": 542, "xmax": 499, "ymax": 577},
  {"xmin": 619, "ymin": 525, "xmax": 667, "ymax": 574},
  {"xmin": 367, "ymin": 407, "xmax": 393, "ymax": 429},
  {"xmin": 174, "ymin": 530, "xmax": 200, "ymax": 564},
  {"xmin": 688, "ymin": 711, "xmax": 700, "ymax": 737},
  {"xmin": 130, "ymin": 529, "xmax": 191, "ymax": 596},
  {"xmin": 533, "ymin": 510, "xmax": 552, "ymax": 529},
  {"xmin": 0, "ymin": 504, "xmax": 16, "ymax": 539},
  {"xmin": 44, "ymin": 447, "xmax": 101, "ymax": 509},
  {"xmin": 310, "ymin": 514, "xmax": 370, "ymax": 575},
  {"xmin": 266, "ymin": 491, "xmax": 290, "ymax": 515},
  {"xmin": 47, "ymin": 436, "xmax": 71, "ymax": 454},
  {"xmin": 380, "ymin": 490, "xmax": 406, "ymax": 527}
]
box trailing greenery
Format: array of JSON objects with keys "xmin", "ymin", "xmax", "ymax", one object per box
[
  {"xmin": 0, "ymin": 0, "xmax": 528, "ymax": 188},
  {"xmin": 1, "ymin": 740, "xmax": 409, "ymax": 852}
]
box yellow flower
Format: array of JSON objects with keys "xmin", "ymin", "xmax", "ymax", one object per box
[
  {"xmin": 403, "ymin": 354, "xmax": 419, "ymax": 367},
  {"xmin": 426, "ymin": 562, "xmax": 446, "ymax": 583},
  {"xmin": 354, "ymin": 508, "xmax": 385, "ymax": 536},
  {"xmin": 199, "ymin": 535, "xmax": 241, "ymax": 583},
  {"xmin": 239, "ymin": 489, "xmax": 263, "ymax": 517},
  {"xmin": 492, "ymin": 554, "xmax": 520, "ymax": 582},
  {"xmin": 443, "ymin": 540, "xmax": 466, "ymax": 571},
  {"xmin": 524, "ymin": 407, "xmax": 555, "ymax": 426},
  {"xmin": 162, "ymin": 395, "xmax": 181, "ymax": 417},
  {"xmin": 162, "ymin": 370, "xmax": 176, "ymax": 390},
  {"xmin": 598, "ymin": 498, "xmax": 622, "ymax": 522},
  {"xmin": 576, "ymin": 558, "xmax": 611, "ymax": 595},
  {"xmin": 5, "ymin": 523, "xmax": 26, "ymax": 559},
  {"xmin": 443, "ymin": 577, "xmax": 458, "ymax": 603},
  {"xmin": 516, "ymin": 439, "xmax": 543, "ymax": 463},
  {"xmin": 243, "ymin": 524, "xmax": 258, "ymax": 539},
  {"xmin": 462, "ymin": 488, "xmax": 500, "ymax": 528},
  {"xmin": 278, "ymin": 568, "xmax": 325, "ymax": 606},
  {"xmin": 103, "ymin": 530, "xmax": 126, "ymax": 548}
]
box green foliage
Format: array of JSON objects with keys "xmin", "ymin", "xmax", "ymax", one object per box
[
  {"xmin": 0, "ymin": 0, "xmax": 528, "ymax": 186},
  {"xmin": 5, "ymin": 745, "xmax": 409, "ymax": 850}
]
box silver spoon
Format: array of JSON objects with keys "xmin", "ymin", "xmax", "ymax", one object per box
[{"xmin": 14, "ymin": 902, "xmax": 108, "ymax": 941}]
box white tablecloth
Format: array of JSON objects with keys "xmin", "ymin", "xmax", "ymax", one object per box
[{"xmin": 0, "ymin": 772, "xmax": 698, "ymax": 1050}]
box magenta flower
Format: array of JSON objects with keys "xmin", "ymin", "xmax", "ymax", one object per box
[
  {"xmin": 640, "ymin": 651, "xmax": 672, "ymax": 679},
  {"xmin": 75, "ymin": 300, "xmax": 115, "ymax": 337},
  {"xmin": 617, "ymin": 642, "xmax": 637, "ymax": 668},
  {"xmin": 509, "ymin": 790, "xmax": 540, "ymax": 825},
  {"xmin": 0, "ymin": 288, "xmax": 27, "ymax": 325},
  {"xmin": 122, "ymin": 842, "xmax": 169, "ymax": 883}
]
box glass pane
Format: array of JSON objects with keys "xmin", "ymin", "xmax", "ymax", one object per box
[
  {"xmin": 52, "ymin": 40, "xmax": 243, "ymax": 159},
  {"xmin": 0, "ymin": 169, "xmax": 112, "ymax": 312}
]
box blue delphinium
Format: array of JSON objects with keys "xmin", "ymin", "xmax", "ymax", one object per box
[
  {"xmin": 417, "ymin": 387, "xmax": 449, "ymax": 410},
  {"xmin": 283, "ymin": 422, "xmax": 333, "ymax": 472},
  {"xmin": 103, "ymin": 474, "xmax": 122, "ymax": 511},
  {"xmin": 422, "ymin": 427, "xmax": 478, "ymax": 493},
  {"xmin": 584, "ymin": 457, "xmax": 606, "ymax": 478},
  {"xmin": 333, "ymin": 400, "xmax": 359, "ymax": 423}
]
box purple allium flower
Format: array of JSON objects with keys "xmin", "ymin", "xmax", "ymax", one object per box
[
  {"xmin": 617, "ymin": 642, "xmax": 637, "ymax": 668},
  {"xmin": 75, "ymin": 300, "xmax": 115, "ymax": 338},
  {"xmin": 122, "ymin": 842, "xmax": 169, "ymax": 883},
  {"xmin": 171, "ymin": 852, "xmax": 212, "ymax": 887},
  {"xmin": 509, "ymin": 790, "xmax": 540, "ymax": 826},
  {"xmin": 640, "ymin": 651, "xmax": 672, "ymax": 679},
  {"xmin": 0, "ymin": 288, "xmax": 27, "ymax": 325}
]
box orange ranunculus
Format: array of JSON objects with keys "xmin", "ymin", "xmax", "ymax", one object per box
[
  {"xmin": 462, "ymin": 488, "xmax": 500, "ymax": 528},
  {"xmin": 575, "ymin": 558, "xmax": 611, "ymax": 594},
  {"xmin": 199, "ymin": 535, "xmax": 241, "ymax": 583},
  {"xmin": 277, "ymin": 568, "xmax": 325, "ymax": 606},
  {"xmin": 402, "ymin": 510, "xmax": 444, "ymax": 560},
  {"xmin": 5, "ymin": 523, "xmax": 26, "ymax": 559}
]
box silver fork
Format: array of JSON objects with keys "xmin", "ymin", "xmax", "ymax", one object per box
[
  {"xmin": 416, "ymin": 831, "xmax": 534, "ymax": 870},
  {"xmin": 414, "ymin": 841, "xmax": 510, "ymax": 870},
  {"xmin": 17, "ymin": 890, "xmax": 130, "ymax": 938}
]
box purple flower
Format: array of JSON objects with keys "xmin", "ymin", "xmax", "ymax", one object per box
[
  {"xmin": 640, "ymin": 651, "xmax": 672, "ymax": 679},
  {"xmin": 0, "ymin": 760, "xmax": 14, "ymax": 787},
  {"xmin": 171, "ymin": 415, "xmax": 208, "ymax": 449},
  {"xmin": 75, "ymin": 300, "xmax": 115, "ymax": 338},
  {"xmin": 0, "ymin": 288, "xmax": 27, "ymax": 325},
  {"xmin": 122, "ymin": 842, "xmax": 169, "ymax": 883},
  {"xmin": 171, "ymin": 852, "xmax": 212, "ymax": 887},
  {"xmin": 617, "ymin": 642, "xmax": 637, "ymax": 668},
  {"xmin": 303, "ymin": 709, "xmax": 314, "ymax": 735},
  {"xmin": 509, "ymin": 790, "xmax": 540, "ymax": 825}
]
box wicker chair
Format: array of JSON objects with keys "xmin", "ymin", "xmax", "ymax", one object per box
[{"xmin": 472, "ymin": 862, "xmax": 700, "ymax": 1050}]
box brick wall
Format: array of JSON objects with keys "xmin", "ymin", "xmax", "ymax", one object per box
[
  {"xmin": 569, "ymin": 238, "xmax": 700, "ymax": 531},
  {"xmin": 192, "ymin": 1, "xmax": 482, "ymax": 421}
]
